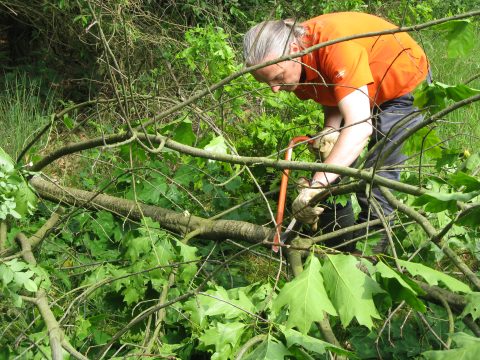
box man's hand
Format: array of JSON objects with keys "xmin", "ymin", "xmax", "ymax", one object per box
[
  {"xmin": 309, "ymin": 126, "xmax": 340, "ymax": 161},
  {"xmin": 292, "ymin": 179, "xmax": 324, "ymax": 226}
]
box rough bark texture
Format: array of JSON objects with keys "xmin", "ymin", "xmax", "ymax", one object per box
[{"xmin": 30, "ymin": 176, "xmax": 273, "ymax": 244}]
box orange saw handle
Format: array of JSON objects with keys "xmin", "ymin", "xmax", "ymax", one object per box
[{"xmin": 273, "ymin": 136, "xmax": 313, "ymax": 252}]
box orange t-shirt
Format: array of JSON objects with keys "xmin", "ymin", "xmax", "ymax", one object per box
[{"xmin": 293, "ymin": 12, "xmax": 429, "ymax": 107}]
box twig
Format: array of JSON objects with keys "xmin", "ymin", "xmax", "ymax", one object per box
[
  {"xmin": 437, "ymin": 295, "xmax": 454, "ymax": 348},
  {"xmin": 234, "ymin": 334, "xmax": 267, "ymax": 360},
  {"xmin": 375, "ymin": 301, "xmax": 405, "ymax": 357},
  {"xmin": 417, "ymin": 312, "xmax": 449, "ymax": 349},
  {"xmin": 0, "ymin": 221, "xmax": 7, "ymax": 252}
]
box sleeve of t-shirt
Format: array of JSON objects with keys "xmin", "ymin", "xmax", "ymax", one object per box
[{"xmin": 321, "ymin": 41, "xmax": 374, "ymax": 103}]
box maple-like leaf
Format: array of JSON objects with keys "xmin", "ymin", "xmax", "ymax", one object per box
[
  {"xmin": 321, "ymin": 254, "xmax": 383, "ymax": 329},
  {"xmin": 199, "ymin": 322, "xmax": 246, "ymax": 360},
  {"xmin": 243, "ymin": 336, "xmax": 291, "ymax": 360},
  {"xmin": 397, "ymin": 259, "xmax": 471, "ymax": 293},
  {"xmin": 375, "ymin": 261, "xmax": 426, "ymax": 312},
  {"xmin": 460, "ymin": 292, "xmax": 480, "ymax": 321},
  {"xmin": 273, "ymin": 255, "xmax": 337, "ymax": 334}
]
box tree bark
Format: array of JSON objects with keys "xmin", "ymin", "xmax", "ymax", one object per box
[{"xmin": 30, "ymin": 176, "xmax": 273, "ymax": 244}]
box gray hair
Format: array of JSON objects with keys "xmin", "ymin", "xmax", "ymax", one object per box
[{"xmin": 243, "ymin": 19, "xmax": 306, "ymax": 66}]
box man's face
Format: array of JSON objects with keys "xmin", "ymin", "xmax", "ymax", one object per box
[{"xmin": 252, "ymin": 53, "xmax": 302, "ymax": 93}]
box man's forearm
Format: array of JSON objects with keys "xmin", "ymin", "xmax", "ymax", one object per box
[
  {"xmin": 312, "ymin": 124, "xmax": 371, "ymax": 185},
  {"xmin": 313, "ymin": 86, "xmax": 372, "ymax": 186},
  {"xmin": 323, "ymin": 106, "xmax": 343, "ymax": 130}
]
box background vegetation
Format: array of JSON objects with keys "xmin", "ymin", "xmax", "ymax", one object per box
[{"xmin": 0, "ymin": 1, "xmax": 479, "ymax": 359}]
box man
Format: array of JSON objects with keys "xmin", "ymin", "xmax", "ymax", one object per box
[{"xmin": 243, "ymin": 12, "xmax": 429, "ymax": 252}]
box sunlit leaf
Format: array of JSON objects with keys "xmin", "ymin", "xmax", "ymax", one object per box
[
  {"xmin": 460, "ymin": 293, "xmax": 480, "ymax": 321},
  {"xmin": 397, "ymin": 259, "xmax": 471, "ymax": 293},
  {"xmin": 421, "ymin": 332, "xmax": 480, "ymax": 359},
  {"xmin": 204, "ymin": 136, "xmax": 228, "ymax": 155},
  {"xmin": 375, "ymin": 262, "xmax": 426, "ymax": 312},
  {"xmin": 0, "ymin": 147, "xmax": 14, "ymax": 174},
  {"xmin": 282, "ymin": 327, "xmax": 353, "ymax": 357},
  {"xmin": 199, "ymin": 322, "xmax": 246, "ymax": 360},
  {"xmin": 321, "ymin": 255, "xmax": 383, "ymax": 329},
  {"xmin": 435, "ymin": 20, "xmax": 475, "ymax": 58},
  {"xmin": 243, "ymin": 336, "xmax": 291, "ymax": 360},
  {"xmin": 273, "ymin": 255, "xmax": 337, "ymax": 334},
  {"xmin": 402, "ymin": 127, "xmax": 442, "ymax": 159},
  {"xmin": 413, "ymin": 190, "xmax": 480, "ymax": 213}
]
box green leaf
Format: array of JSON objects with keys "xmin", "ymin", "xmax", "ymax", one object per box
[
  {"xmin": 0, "ymin": 147, "xmax": 14, "ymax": 174},
  {"xmin": 0, "ymin": 265, "xmax": 14, "ymax": 285},
  {"xmin": 460, "ymin": 293, "xmax": 480, "ymax": 321},
  {"xmin": 321, "ymin": 254, "xmax": 383, "ymax": 329},
  {"xmin": 449, "ymin": 172, "xmax": 480, "ymax": 192},
  {"xmin": 123, "ymin": 286, "xmax": 142, "ymax": 305},
  {"xmin": 273, "ymin": 255, "xmax": 337, "ymax": 334},
  {"xmin": 421, "ymin": 332, "xmax": 480, "ymax": 359},
  {"xmin": 93, "ymin": 329, "xmax": 111, "ymax": 345},
  {"xmin": 23, "ymin": 278, "xmax": 38, "ymax": 292},
  {"xmin": 7, "ymin": 259, "xmax": 27, "ymax": 272},
  {"xmin": 464, "ymin": 153, "xmax": 480, "ymax": 173},
  {"xmin": 173, "ymin": 119, "xmax": 196, "ymax": 146},
  {"xmin": 204, "ymin": 136, "xmax": 228, "ymax": 155},
  {"xmin": 243, "ymin": 336, "xmax": 291, "ymax": 360},
  {"xmin": 414, "ymin": 82, "xmax": 480, "ymax": 111},
  {"xmin": 63, "ymin": 114, "xmax": 75, "ymax": 129},
  {"xmin": 413, "ymin": 190, "xmax": 480, "ymax": 213},
  {"xmin": 397, "ymin": 259, "xmax": 471, "ymax": 293},
  {"xmin": 200, "ymin": 287, "xmax": 255, "ymax": 320},
  {"xmin": 456, "ymin": 204, "xmax": 480, "ymax": 227},
  {"xmin": 199, "ymin": 322, "xmax": 246, "ymax": 360},
  {"xmin": 375, "ymin": 262, "xmax": 426, "ymax": 312},
  {"xmin": 175, "ymin": 239, "xmax": 199, "ymax": 283},
  {"xmin": 402, "ymin": 127, "xmax": 442, "ymax": 159},
  {"xmin": 125, "ymin": 236, "xmax": 151, "ymax": 262},
  {"xmin": 75, "ymin": 316, "xmax": 92, "ymax": 341},
  {"xmin": 13, "ymin": 181, "xmax": 37, "ymax": 217},
  {"xmin": 435, "ymin": 20, "xmax": 475, "ymax": 58},
  {"xmin": 453, "ymin": 332, "xmax": 480, "ymax": 347},
  {"xmin": 282, "ymin": 328, "xmax": 353, "ymax": 358}
]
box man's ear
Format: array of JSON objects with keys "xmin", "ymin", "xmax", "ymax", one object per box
[{"xmin": 290, "ymin": 42, "xmax": 300, "ymax": 53}]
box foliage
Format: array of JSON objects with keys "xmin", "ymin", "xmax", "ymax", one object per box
[
  {"xmin": 0, "ymin": 147, "xmax": 37, "ymax": 220},
  {"xmin": 1, "ymin": 1, "xmax": 480, "ymax": 359},
  {"xmin": 0, "ymin": 74, "xmax": 54, "ymax": 159}
]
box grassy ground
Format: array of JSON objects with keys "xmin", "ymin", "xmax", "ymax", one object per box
[
  {"xmin": 419, "ymin": 25, "xmax": 480, "ymax": 151},
  {"xmin": 0, "ymin": 73, "xmax": 55, "ymax": 160}
]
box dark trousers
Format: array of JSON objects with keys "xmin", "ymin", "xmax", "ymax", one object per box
[{"xmin": 320, "ymin": 93, "xmax": 423, "ymax": 252}]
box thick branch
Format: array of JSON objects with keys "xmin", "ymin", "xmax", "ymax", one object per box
[
  {"xmin": 22, "ymin": 291, "xmax": 63, "ymax": 360},
  {"xmin": 31, "ymin": 132, "xmax": 426, "ymax": 197},
  {"xmin": 30, "ymin": 176, "xmax": 272, "ymax": 244}
]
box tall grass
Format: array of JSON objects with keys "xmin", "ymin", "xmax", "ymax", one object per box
[
  {"xmin": 0, "ymin": 73, "xmax": 55, "ymax": 160},
  {"xmin": 420, "ymin": 26, "xmax": 480, "ymax": 150}
]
